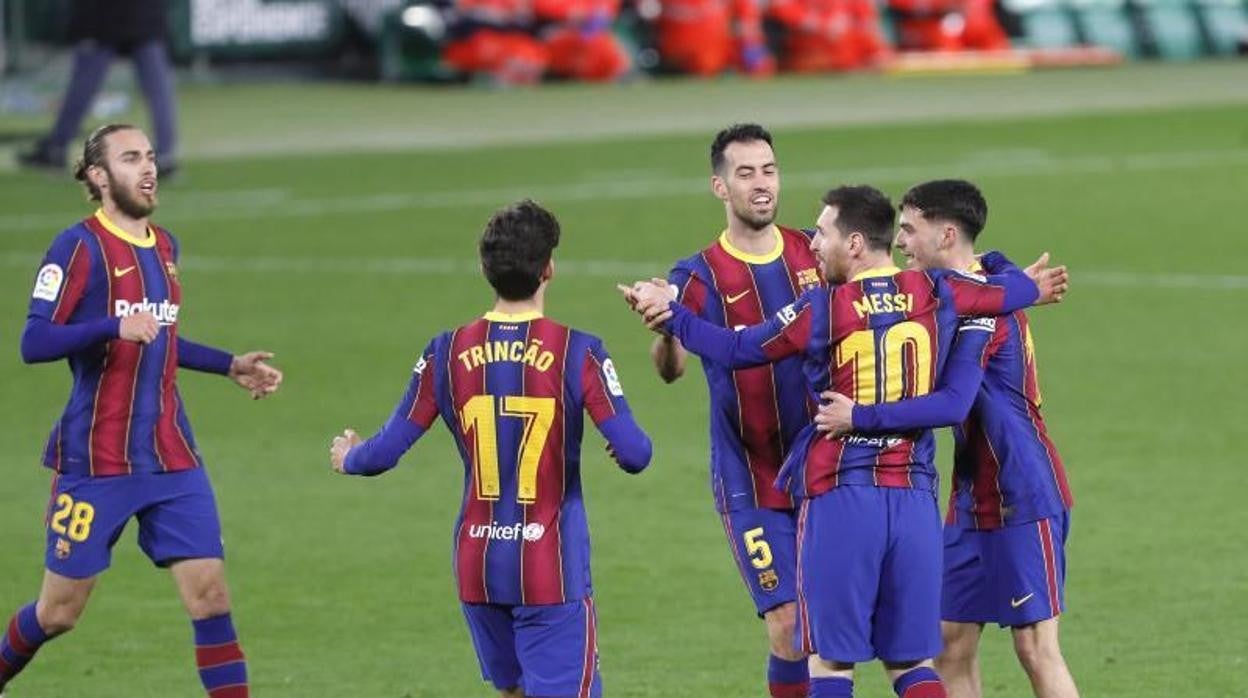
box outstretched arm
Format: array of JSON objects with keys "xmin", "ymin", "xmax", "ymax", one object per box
[{"xmin": 333, "ymin": 350, "xmax": 439, "ymax": 476}]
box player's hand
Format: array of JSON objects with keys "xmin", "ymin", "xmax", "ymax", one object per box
[
  {"xmin": 1025, "ymin": 252, "xmax": 1069, "ymax": 305},
  {"xmin": 330, "ymin": 429, "xmax": 362, "ymax": 473},
  {"xmin": 119, "ymin": 311, "xmax": 159, "ymax": 344},
  {"xmin": 229, "ymin": 351, "xmax": 283, "ymax": 399},
  {"xmin": 814, "ymin": 390, "xmax": 856, "ymax": 439},
  {"xmin": 634, "ymin": 280, "xmax": 678, "ymax": 326}
]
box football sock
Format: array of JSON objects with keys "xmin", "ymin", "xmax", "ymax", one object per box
[
  {"xmin": 192, "ymin": 613, "xmax": 249, "ymax": 697},
  {"xmin": 893, "ymin": 666, "xmax": 946, "ymax": 698},
  {"xmin": 0, "ymin": 603, "xmax": 51, "ymax": 686},
  {"xmin": 768, "ymin": 654, "xmax": 809, "ymax": 697},
  {"xmin": 810, "ymin": 676, "xmax": 854, "ymax": 697}
]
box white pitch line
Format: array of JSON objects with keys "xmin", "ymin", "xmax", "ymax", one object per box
[
  {"xmin": 1, "ymin": 252, "xmax": 1244, "ymax": 290},
  {"xmin": 2, "ymin": 147, "xmax": 1247, "ymax": 233}
]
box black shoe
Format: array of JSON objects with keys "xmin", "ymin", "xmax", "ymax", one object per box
[{"xmin": 18, "ymin": 140, "xmax": 67, "ymax": 172}]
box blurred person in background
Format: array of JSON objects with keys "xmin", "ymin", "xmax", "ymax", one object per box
[
  {"xmin": 889, "ymin": 0, "xmax": 1011, "ymax": 52},
  {"xmin": 649, "ymin": 0, "xmax": 775, "ymax": 77},
  {"xmin": 442, "ymin": 0, "xmax": 551, "ymax": 85},
  {"xmin": 768, "ymin": 0, "xmax": 893, "ymax": 72},
  {"xmin": 20, "ymin": 0, "xmax": 180, "ymax": 176},
  {"xmin": 540, "ymin": 0, "xmax": 632, "ymax": 81}
]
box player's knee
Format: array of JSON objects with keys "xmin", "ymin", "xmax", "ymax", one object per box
[
  {"xmin": 36, "ymin": 600, "xmax": 84, "ymax": 636},
  {"xmin": 185, "ymin": 581, "xmax": 232, "ymax": 619},
  {"xmin": 1012, "ymin": 626, "xmax": 1064, "ymax": 674},
  {"xmin": 765, "ymin": 605, "xmax": 802, "ymax": 660}
]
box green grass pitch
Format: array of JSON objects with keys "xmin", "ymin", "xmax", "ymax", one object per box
[{"xmin": 1, "ymin": 64, "xmax": 1246, "ymax": 696}]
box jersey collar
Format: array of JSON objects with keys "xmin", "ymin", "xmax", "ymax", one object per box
[
  {"xmin": 718, "ymin": 226, "xmax": 783, "ymax": 265},
  {"xmin": 483, "ymin": 310, "xmax": 543, "ymax": 322},
  {"xmin": 94, "ymin": 208, "xmax": 156, "ymax": 248},
  {"xmin": 850, "ymin": 266, "xmax": 901, "ymax": 282}
]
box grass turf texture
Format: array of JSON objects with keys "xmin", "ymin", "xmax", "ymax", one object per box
[{"xmin": 1, "ymin": 64, "xmax": 1246, "ymax": 696}]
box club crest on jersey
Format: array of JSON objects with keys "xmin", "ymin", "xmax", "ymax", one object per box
[
  {"xmin": 601, "ymin": 358, "xmax": 625, "ymax": 397},
  {"xmin": 114, "ymin": 298, "xmax": 180, "ymax": 326},
  {"xmin": 758, "ymin": 569, "xmax": 779, "ymax": 592},
  {"xmin": 55, "ymin": 538, "xmax": 72, "ymax": 560},
  {"xmin": 795, "ymin": 267, "xmax": 821, "ymax": 290},
  {"xmin": 165, "ymin": 261, "xmax": 179, "ymax": 281},
  {"xmin": 32, "ymin": 263, "xmax": 64, "ymax": 301}
]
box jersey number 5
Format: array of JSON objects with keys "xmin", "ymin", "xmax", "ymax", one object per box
[{"xmin": 461, "ymin": 395, "xmax": 555, "ymax": 504}]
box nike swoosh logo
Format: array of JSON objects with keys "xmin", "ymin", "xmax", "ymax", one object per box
[
  {"xmin": 113, "ymin": 266, "xmax": 136, "ymax": 278},
  {"xmin": 1010, "ymin": 593, "xmax": 1034, "ymax": 608},
  {"xmin": 726, "ymin": 290, "xmax": 751, "ymax": 303}
]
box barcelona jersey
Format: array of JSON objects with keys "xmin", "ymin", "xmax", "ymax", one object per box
[
  {"xmin": 26, "ymin": 211, "xmax": 206, "ymax": 477},
  {"xmin": 344, "ymin": 311, "xmax": 648, "ymax": 606},
  {"xmin": 665, "ymin": 254, "xmax": 1039, "ymax": 500},
  {"xmin": 949, "ymin": 306, "xmax": 1074, "ymax": 529},
  {"xmin": 668, "ymin": 226, "xmax": 822, "ymax": 513}
]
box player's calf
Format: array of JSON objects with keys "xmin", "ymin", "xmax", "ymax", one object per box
[
  {"xmin": 764, "ymin": 602, "xmax": 808, "ymax": 697},
  {"xmin": 0, "ymin": 603, "xmax": 53, "ymax": 688},
  {"xmin": 889, "ymin": 664, "xmax": 947, "ymax": 698}
]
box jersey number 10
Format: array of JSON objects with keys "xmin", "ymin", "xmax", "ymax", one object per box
[
  {"xmin": 461, "ymin": 395, "xmax": 556, "ymax": 505},
  {"xmin": 836, "ymin": 321, "xmax": 933, "ymax": 404}
]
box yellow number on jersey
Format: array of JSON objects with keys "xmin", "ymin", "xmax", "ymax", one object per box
[
  {"xmin": 743, "ymin": 527, "xmax": 774, "ymax": 570},
  {"xmin": 836, "ymin": 321, "xmax": 933, "ymax": 404},
  {"xmin": 49, "ymin": 494, "xmax": 96, "ymax": 543},
  {"xmin": 461, "ymin": 394, "xmax": 556, "ymax": 505}
]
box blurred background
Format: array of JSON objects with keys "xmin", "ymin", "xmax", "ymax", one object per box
[{"xmin": 2, "ymin": 2, "xmax": 1248, "ymax": 697}]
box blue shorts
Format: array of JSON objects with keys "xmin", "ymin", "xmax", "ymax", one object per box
[
  {"xmin": 44, "ymin": 468, "xmax": 225, "ymax": 579},
  {"xmin": 794, "ymin": 486, "xmax": 942, "ymax": 663},
  {"xmin": 461, "ymin": 598, "xmax": 601, "ymax": 698},
  {"xmin": 719, "ymin": 506, "xmax": 799, "ymax": 616},
  {"xmin": 942, "ymin": 512, "xmax": 1070, "ymax": 628}
]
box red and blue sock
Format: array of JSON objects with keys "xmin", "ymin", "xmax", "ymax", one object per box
[
  {"xmin": 768, "ymin": 654, "xmax": 809, "ymax": 697},
  {"xmin": 893, "ymin": 666, "xmax": 946, "ymax": 698},
  {"xmin": 0, "ymin": 603, "xmax": 51, "ymax": 687},
  {"xmin": 810, "ymin": 676, "xmax": 854, "ymax": 697},
  {"xmin": 193, "ymin": 614, "xmax": 249, "ymax": 697}
]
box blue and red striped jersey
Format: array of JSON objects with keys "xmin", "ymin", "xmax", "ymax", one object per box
[
  {"xmin": 25, "ymin": 211, "xmax": 215, "ymax": 477},
  {"xmin": 665, "ymin": 254, "xmax": 1039, "ymax": 500},
  {"xmin": 668, "ymin": 225, "xmax": 823, "ymax": 513},
  {"xmin": 344, "ymin": 311, "xmax": 650, "ymax": 606},
  {"xmin": 948, "ymin": 307, "xmax": 1074, "ymax": 528}
]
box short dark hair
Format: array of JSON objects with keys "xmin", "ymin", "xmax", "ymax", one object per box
[
  {"xmin": 821, "ymin": 185, "xmax": 896, "ymax": 252},
  {"xmin": 900, "ymin": 179, "xmax": 988, "ymax": 242},
  {"xmin": 710, "ymin": 123, "xmax": 773, "ymax": 175},
  {"xmin": 479, "ymin": 199, "xmax": 561, "ymax": 301},
  {"xmin": 73, "ymin": 123, "xmax": 138, "ymax": 202}
]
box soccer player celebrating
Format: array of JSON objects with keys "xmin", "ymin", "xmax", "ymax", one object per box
[
  {"xmin": 0, "ymin": 124, "xmax": 282, "ymax": 697},
  {"xmin": 815, "ymin": 180, "xmax": 1078, "ymax": 698},
  {"xmin": 640, "ymin": 123, "xmax": 822, "ymax": 698},
  {"xmin": 625, "ymin": 185, "xmax": 1064, "ymax": 698},
  {"xmin": 329, "ymin": 200, "xmax": 652, "ymax": 698}
]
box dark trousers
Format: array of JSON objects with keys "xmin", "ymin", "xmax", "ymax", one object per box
[{"xmin": 47, "ymin": 39, "xmax": 177, "ymax": 162}]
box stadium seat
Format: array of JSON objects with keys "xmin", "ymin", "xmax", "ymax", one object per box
[
  {"xmin": 1067, "ymin": 0, "xmax": 1141, "ymax": 56},
  {"xmin": 1191, "ymin": 0, "xmax": 1248, "ymax": 55},
  {"xmin": 1131, "ymin": 0, "xmax": 1207, "ymax": 58},
  {"xmin": 1002, "ymin": 0, "xmax": 1081, "ymax": 48}
]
